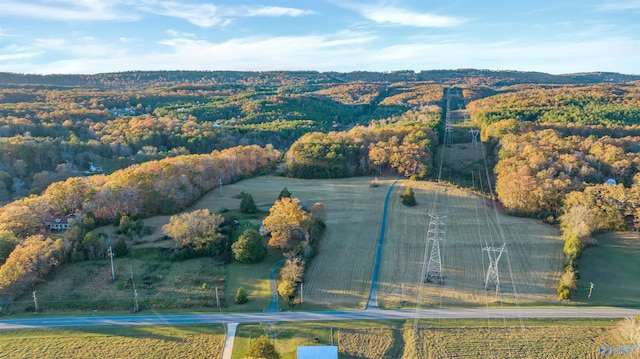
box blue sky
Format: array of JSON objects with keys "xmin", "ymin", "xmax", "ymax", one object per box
[{"xmin": 0, "ymin": 0, "xmax": 638, "ymax": 74}]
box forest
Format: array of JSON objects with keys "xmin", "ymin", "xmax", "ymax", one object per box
[{"xmin": 0, "ymin": 69, "xmax": 639, "ymax": 301}]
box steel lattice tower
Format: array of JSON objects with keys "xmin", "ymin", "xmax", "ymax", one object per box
[
  {"xmin": 482, "ymin": 243, "xmax": 506, "ymax": 291},
  {"xmin": 469, "ymin": 128, "xmax": 479, "ymax": 146},
  {"xmin": 425, "ymin": 215, "xmax": 446, "ymax": 284}
]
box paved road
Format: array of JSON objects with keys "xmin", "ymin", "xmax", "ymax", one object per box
[
  {"xmin": 268, "ymin": 258, "xmax": 286, "ymax": 312},
  {"xmin": 0, "ymin": 307, "xmax": 637, "ymax": 330},
  {"xmin": 366, "ymin": 178, "xmax": 399, "ymax": 310},
  {"xmin": 221, "ymin": 323, "xmax": 238, "ymax": 359}
]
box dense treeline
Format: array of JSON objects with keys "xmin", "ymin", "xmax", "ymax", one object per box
[
  {"xmin": 0, "ymin": 83, "xmax": 411, "ymax": 199},
  {"xmin": 495, "ymin": 129, "xmax": 640, "ymax": 216},
  {"xmin": 3, "ymin": 69, "xmax": 637, "ymax": 90},
  {"xmin": 468, "ymin": 84, "xmax": 640, "ymax": 127},
  {"xmin": 284, "ymin": 110, "xmax": 440, "ymax": 179},
  {"xmin": 0, "ymin": 145, "xmax": 280, "ymax": 300}
]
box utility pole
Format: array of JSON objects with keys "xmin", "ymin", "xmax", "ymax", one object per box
[
  {"xmin": 218, "ymin": 178, "xmax": 223, "ymax": 197},
  {"xmin": 588, "ymin": 282, "xmax": 595, "ymax": 298},
  {"xmin": 32, "ymin": 291, "xmax": 38, "ymax": 312},
  {"xmin": 215, "ymin": 286, "xmax": 220, "ymax": 308},
  {"xmin": 300, "ymin": 283, "xmax": 304, "ymax": 304},
  {"xmin": 130, "ymin": 266, "xmax": 139, "ymax": 312},
  {"xmin": 401, "ymin": 283, "xmax": 404, "ymax": 303},
  {"xmin": 107, "ymin": 246, "xmax": 115, "ymax": 281}
]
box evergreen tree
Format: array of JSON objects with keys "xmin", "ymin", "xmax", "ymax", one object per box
[
  {"xmin": 235, "ymin": 287, "xmax": 248, "ymax": 304},
  {"xmin": 401, "ymin": 186, "xmax": 417, "ymax": 206},
  {"xmin": 278, "ymin": 187, "xmax": 292, "ymax": 200},
  {"xmin": 240, "ymin": 193, "xmax": 257, "ymax": 213},
  {"xmin": 232, "ymin": 229, "xmax": 266, "ymax": 263},
  {"xmin": 113, "ymin": 235, "xmax": 129, "ymax": 256}
]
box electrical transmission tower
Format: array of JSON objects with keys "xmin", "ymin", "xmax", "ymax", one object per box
[
  {"xmin": 469, "ymin": 128, "xmax": 479, "ymax": 146},
  {"xmin": 482, "ymin": 243, "xmax": 506, "ymax": 291},
  {"xmin": 425, "ymin": 215, "xmax": 446, "ymax": 284}
]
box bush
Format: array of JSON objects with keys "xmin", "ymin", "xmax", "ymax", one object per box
[
  {"xmin": 246, "ymin": 335, "xmax": 280, "ymax": 359},
  {"xmin": 557, "ymin": 284, "xmax": 571, "ymax": 300},
  {"xmin": 240, "ymin": 193, "xmax": 257, "ymax": 213},
  {"xmin": 235, "ymin": 287, "xmax": 248, "ymax": 304},
  {"xmin": 113, "ymin": 235, "xmax": 129, "ymax": 257},
  {"xmin": 278, "ymin": 187, "xmax": 292, "ymax": 200},
  {"xmin": 231, "ymin": 229, "xmax": 266, "ymax": 263},
  {"xmin": 401, "ymin": 187, "xmax": 417, "ymax": 206}
]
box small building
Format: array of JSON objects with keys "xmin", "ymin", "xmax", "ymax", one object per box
[
  {"xmin": 297, "ymin": 346, "xmax": 338, "ymax": 359},
  {"xmin": 45, "ymin": 213, "xmax": 81, "ymax": 231}
]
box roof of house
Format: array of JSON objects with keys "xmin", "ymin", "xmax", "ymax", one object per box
[{"xmin": 297, "ymin": 346, "xmax": 338, "ymax": 359}]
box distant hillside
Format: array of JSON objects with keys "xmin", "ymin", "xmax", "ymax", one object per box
[{"xmin": 1, "ymin": 69, "xmax": 638, "ymax": 90}]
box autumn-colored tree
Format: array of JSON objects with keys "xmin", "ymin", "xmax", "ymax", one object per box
[
  {"xmin": 162, "ymin": 209, "xmax": 224, "ymax": 248},
  {"xmin": 0, "ymin": 230, "xmax": 18, "ymax": 266},
  {"xmin": 246, "ymin": 335, "xmax": 280, "ymax": 359},
  {"xmin": 262, "ymin": 198, "xmax": 310, "ymax": 249},
  {"xmin": 0, "ymin": 235, "xmax": 61, "ymax": 296}
]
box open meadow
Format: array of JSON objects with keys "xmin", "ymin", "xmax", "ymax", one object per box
[
  {"xmin": 14, "ymin": 174, "xmax": 565, "ymax": 312},
  {"xmin": 230, "ymin": 319, "xmax": 624, "ymax": 359},
  {"xmin": 576, "ymin": 231, "xmax": 640, "ymax": 306},
  {"xmin": 0, "ymin": 325, "xmax": 224, "ymax": 359},
  {"xmin": 377, "ymin": 180, "xmax": 564, "ymax": 308}
]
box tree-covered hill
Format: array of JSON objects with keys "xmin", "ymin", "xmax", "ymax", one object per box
[{"xmin": 2, "ymin": 69, "xmax": 639, "ymax": 90}]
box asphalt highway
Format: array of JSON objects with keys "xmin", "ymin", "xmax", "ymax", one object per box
[{"xmin": 0, "ymin": 307, "xmax": 638, "ymax": 329}]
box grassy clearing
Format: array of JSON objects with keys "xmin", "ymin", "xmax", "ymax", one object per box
[
  {"xmin": 14, "ymin": 173, "xmax": 564, "ymax": 313},
  {"xmin": 0, "ymin": 325, "xmax": 224, "ymax": 359},
  {"xmin": 377, "ymin": 179, "xmax": 564, "ymax": 308},
  {"xmin": 11, "ymin": 255, "xmax": 225, "ymax": 313},
  {"xmin": 225, "ymin": 246, "xmax": 284, "ymax": 312},
  {"xmin": 576, "ymin": 231, "xmax": 640, "ymax": 306},
  {"xmin": 231, "ymin": 319, "xmax": 622, "ymax": 359}
]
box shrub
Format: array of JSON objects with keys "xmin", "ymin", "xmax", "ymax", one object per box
[
  {"xmin": 401, "ymin": 187, "xmax": 417, "ymax": 206},
  {"xmin": 232, "ymin": 229, "xmax": 266, "ymax": 263},
  {"xmin": 240, "ymin": 193, "xmax": 257, "ymax": 213},
  {"xmin": 113, "ymin": 235, "xmax": 129, "ymax": 257},
  {"xmin": 235, "ymin": 287, "xmax": 248, "ymax": 304},
  {"xmin": 557, "ymin": 284, "xmax": 571, "ymax": 300}
]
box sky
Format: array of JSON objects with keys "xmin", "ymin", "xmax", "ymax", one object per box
[{"xmin": 0, "ymin": 0, "xmax": 639, "ymax": 75}]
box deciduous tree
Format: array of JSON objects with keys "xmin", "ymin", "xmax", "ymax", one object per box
[
  {"xmin": 162, "ymin": 209, "xmax": 223, "ymax": 248},
  {"xmin": 246, "ymin": 335, "xmax": 280, "ymax": 359},
  {"xmin": 262, "ymin": 198, "xmax": 309, "ymax": 249}
]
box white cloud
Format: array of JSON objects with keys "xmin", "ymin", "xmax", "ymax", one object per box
[
  {"xmin": 243, "ymin": 6, "xmax": 314, "ymax": 17},
  {"xmin": 347, "ymin": 4, "xmax": 464, "ymax": 27},
  {"xmin": 369, "ymin": 37, "xmax": 640, "ymax": 74},
  {"xmin": 0, "ymin": 45, "xmax": 44, "ymax": 62},
  {"xmin": 137, "ymin": 1, "xmax": 313, "ymax": 27},
  {"xmin": 0, "ymin": 0, "xmax": 138, "ymax": 21},
  {"xmin": 597, "ymin": 0, "xmax": 640, "ymax": 10},
  {"xmin": 33, "ymin": 37, "xmax": 127, "ymax": 58}
]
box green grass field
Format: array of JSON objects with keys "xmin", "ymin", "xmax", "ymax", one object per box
[
  {"xmin": 576, "ymin": 231, "xmax": 640, "ymax": 306},
  {"xmin": 230, "ymin": 319, "xmax": 626, "ymax": 359},
  {"xmin": 11, "ymin": 174, "xmax": 640, "ymax": 316},
  {"xmin": 0, "ymin": 325, "xmax": 225, "ymax": 359}
]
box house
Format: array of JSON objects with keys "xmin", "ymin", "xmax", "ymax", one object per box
[
  {"xmin": 45, "ymin": 213, "xmax": 81, "ymax": 231},
  {"xmin": 297, "ymin": 346, "xmax": 338, "ymax": 359}
]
